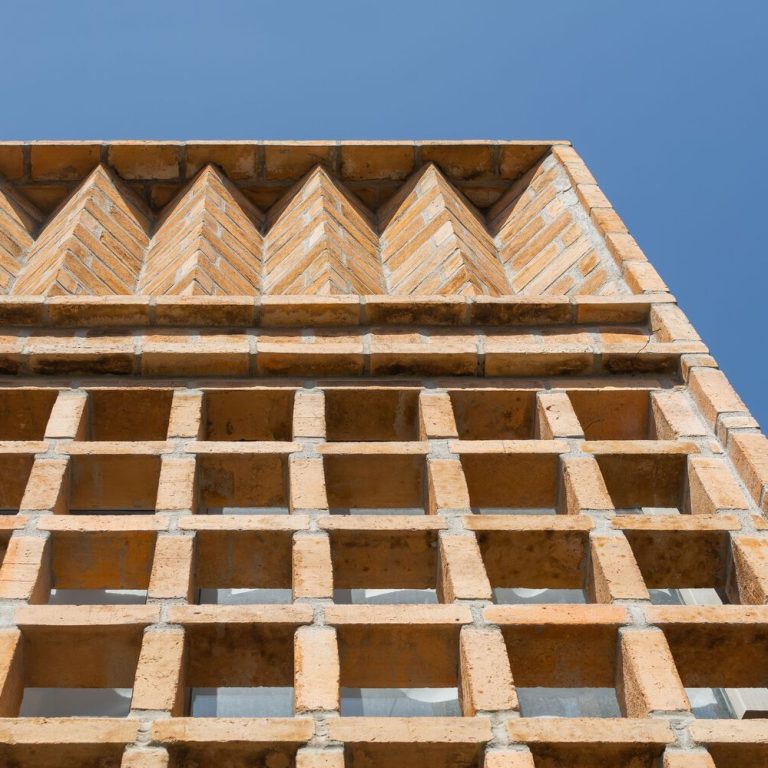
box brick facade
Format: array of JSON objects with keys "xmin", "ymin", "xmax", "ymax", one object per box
[{"xmin": 0, "ymin": 141, "xmax": 765, "ymax": 767}]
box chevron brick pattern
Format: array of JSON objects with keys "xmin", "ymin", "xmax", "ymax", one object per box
[
  {"xmin": 0, "ymin": 181, "xmax": 43, "ymax": 291},
  {"xmin": 380, "ymin": 164, "xmax": 509, "ymax": 296},
  {"xmin": 139, "ymin": 165, "xmax": 263, "ymax": 296},
  {"xmin": 264, "ymin": 167, "xmax": 383, "ymax": 295},
  {"xmin": 490, "ymin": 154, "xmax": 624, "ymax": 296},
  {"xmin": 0, "ymin": 142, "xmax": 658, "ymax": 297},
  {"xmin": 11, "ymin": 165, "xmax": 151, "ymax": 296}
]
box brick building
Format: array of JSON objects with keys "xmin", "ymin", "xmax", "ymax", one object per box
[{"xmin": 0, "ymin": 140, "xmax": 766, "ymax": 767}]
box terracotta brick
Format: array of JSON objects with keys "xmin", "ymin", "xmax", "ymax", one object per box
[
  {"xmin": 155, "ymin": 456, "xmax": 196, "ymax": 512},
  {"xmin": 340, "ymin": 143, "xmax": 414, "ymax": 180},
  {"xmin": 731, "ymin": 537, "xmax": 768, "ymax": 604},
  {"xmin": 687, "ymin": 456, "xmax": 749, "ymax": 514},
  {"xmin": 419, "ymin": 392, "xmax": 459, "ymax": 439},
  {"xmin": 688, "ymin": 367, "xmax": 748, "ymax": 427},
  {"xmin": 167, "ymin": 391, "xmax": 203, "ymax": 439},
  {"xmin": 651, "ymin": 390, "xmax": 707, "ymax": 439},
  {"xmin": 428, "ymin": 458, "xmax": 471, "ymax": 512},
  {"xmin": 30, "ymin": 143, "xmax": 100, "ymax": 180},
  {"xmin": 296, "ymin": 749, "xmax": 345, "ymax": 768},
  {"xmin": 459, "ymin": 626, "xmax": 517, "ymax": 713},
  {"xmin": 0, "ymin": 536, "xmax": 50, "ymax": 602},
  {"xmin": 589, "ymin": 534, "xmax": 650, "ymax": 602},
  {"xmin": 439, "ymin": 534, "xmax": 492, "ymax": 601},
  {"xmin": 290, "ymin": 458, "xmax": 329, "ymax": 511},
  {"xmin": 121, "ymin": 748, "xmax": 170, "ymax": 768},
  {"xmin": 623, "ymin": 260, "xmax": 668, "ymax": 293},
  {"xmin": 484, "ymin": 750, "xmax": 536, "ymax": 768},
  {"xmin": 186, "ymin": 143, "xmax": 258, "ymax": 179},
  {"xmin": 728, "ymin": 433, "xmax": 768, "ymax": 511},
  {"xmin": 148, "ymin": 535, "xmax": 195, "ymax": 601},
  {"xmin": 131, "ymin": 628, "xmax": 186, "ymax": 714},
  {"xmin": 295, "ymin": 626, "xmax": 339, "ymax": 712},
  {"xmin": 536, "ymin": 391, "xmax": 583, "ymax": 438},
  {"xmin": 20, "ymin": 459, "xmax": 68, "ymax": 514},
  {"xmin": 663, "ymin": 752, "xmax": 716, "ymax": 768},
  {"xmin": 292, "ymin": 391, "xmax": 326, "ymax": 439},
  {"xmin": 618, "ymin": 629, "xmax": 689, "ymax": 716},
  {"xmin": 0, "ymin": 144, "xmax": 24, "ymax": 180},
  {"xmin": 293, "ymin": 535, "xmax": 333, "ymax": 599},
  {"xmin": 109, "ymin": 142, "xmax": 180, "ymax": 179},
  {"xmin": 265, "ymin": 143, "xmax": 334, "ymax": 180},
  {"xmin": 561, "ymin": 456, "xmax": 613, "ymax": 513}
]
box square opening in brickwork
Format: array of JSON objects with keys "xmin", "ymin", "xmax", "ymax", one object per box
[
  {"xmin": 197, "ymin": 454, "xmax": 290, "ymax": 514},
  {"xmin": 0, "ymin": 389, "xmax": 58, "ymax": 440},
  {"xmin": 85, "ymin": 389, "xmax": 173, "ymax": 440},
  {"xmin": 195, "ymin": 529, "xmax": 293, "ymax": 604},
  {"xmin": 499, "ymin": 620, "xmax": 622, "ymax": 717},
  {"xmin": 324, "ymin": 454, "xmax": 426, "ymax": 514},
  {"xmin": 69, "ymin": 455, "xmax": 161, "ymax": 513},
  {"xmin": 166, "ymin": 744, "xmax": 303, "ymax": 768},
  {"xmin": 0, "ymin": 454, "xmax": 36, "ymax": 513},
  {"xmin": 337, "ymin": 622, "xmax": 462, "ymax": 716},
  {"xmin": 476, "ymin": 528, "xmax": 589, "ymax": 604},
  {"xmin": 10, "ymin": 624, "xmax": 144, "ymax": 717},
  {"xmin": 622, "ymin": 527, "xmax": 730, "ymax": 605},
  {"xmin": 449, "ymin": 389, "xmax": 537, "ymax": 439},
  {"xmin": 203, "ymin": 389, "xmax": 295, "ymax": 441},
  {"xmin": 325, "ymin": 388, "xmax": 420, "ymax": 441},
  {"xmin": 594, "ymin": 452, "xmax": 688, "ymax": 512},
  {"xmin": 184, "ymin": 622, "xmax": 295, "ymax": 716},
  {"xmin": 342, "ymin": 743, "xmax": 484, "ymax": 768},
  {"xmin": 568, "ymin": 389, "xmax": 652, "ymax": 440},
  {"xmin": 47, "ymin": 530, "xmax": 156, "ymax": 605},
  {"xmin": 657, "ymin": 617, "xmax": 768, "ymax": 719},
  {"xmin": 460, "ymin": 452, "xmax": 559, "ymax": 513},
  {"xmin": 524, "ymin": 742, "xmax": 666, "ymax": 768},
  {"xmin": 330, "ymin": 528, "xmax": 439, "ymax": 604}
]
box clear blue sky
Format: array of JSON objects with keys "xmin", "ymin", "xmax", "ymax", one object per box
[{"xmin": 1, "ymin": 1, "xmax": 765, "ymax": 426}]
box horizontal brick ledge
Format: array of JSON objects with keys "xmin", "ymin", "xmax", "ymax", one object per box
[
  {"xmin": 0, "ymin": 718, "xmax": 139, "ymax": 744},
  {"xmin": 152, "ymin": 717, "xmax": 314, "ymax": 744},
  {"xmin": 327, "ymin": 717, "xmax": 492, "ymax": 744},
  {"xmin": 505, "ymin": 718, "xmax": 673, "ymax": 745}
]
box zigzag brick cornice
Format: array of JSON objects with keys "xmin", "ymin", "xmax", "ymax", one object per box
[
  {"xmin": 139, "ymin": 165, "xmax": 264, "ymax": 296},
  {"xmin": 379, "ymin": 164, "xmax": 510, "ymax": 296},
  {"xmin": 11, "ymin": 164, "xmax": 151, "ymax": 296},
  {"xmin": 0, "ymin": 141, "xmax": 666, "ymax": 297},
  {"xmin": 264, "ymin": 166, "xmax": 384, "ymax": 295},
  {"xmin": 0, "ymin": 181, "xmax": 43, "ymax": 291}
]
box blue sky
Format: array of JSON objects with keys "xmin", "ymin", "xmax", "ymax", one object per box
[{"xmin": 1, "ymin": 1, "xmax": 765, "ymax": 426}]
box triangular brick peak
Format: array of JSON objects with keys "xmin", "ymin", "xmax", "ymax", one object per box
[
  {"xmin": 379, "ymin": 163, "xmax": 509, "ymax": 296},
  {"xmin": 139, "ymin": 165, "xmax": 264, "ymax": 296},
  {"xmin": 11, "ymin": 164, "xmax": 152, "ymax": 296},
  {"xmin": 0, "ymin": 182, "xmax": 44, "ymax": 292},
  {"xmin": 264, "ymin": 166, "xmax": 384, "ymax": 295}
]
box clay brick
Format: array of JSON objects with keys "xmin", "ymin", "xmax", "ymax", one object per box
[
  {"xmin": 484, "ymin": 750, "xmax": 536, "ymax": 768},
  {"xmin": 663, "ymin": 752, "xmax": 716, "ymax": 768},
  {"xmin": 186, "ymin": 143, "xmax": 258, "ymax": 179},
  {"xmin": 297, "ymin": 749, "xmax": 345, "ymax": 768},
  {"xmin": 290, "ymin": 458, "xmax": 329, "ymax": 511},
  {"xmin": 624, "ymin": 260, "xmax": 668, "ymax": 293},
  {"xmin": 561, "ymin": 456, "xmax": 613, "ymax": 513},
  {"xmin": 295, "ymin": 626, "xmax": 339, "ymax": 712},
  {"xmin": 340, "ymin": 143, "xmax": 414, "ymax": 180},
  {"xmin": 293, "ymin": 535, "xmax": 333, "ymax": 599},
  {"xmin": 167, "ymin": 391, "xmax": 203, "ymax": 439},
  {"xmin": 652, "ymin": 304, "xmax": 700, "ymax": 343},
  {"xmin": 30, "ymin": 143, "xmax": 100, "ymax": 180},
  {"xmin": 292, "ymin": 390, "xmax": 326, "ymax": 439},
  {"xmin": 650, "ymin": 390, "xmax": 707, "ymax": 439},
  {"xmin": 589, "ymin": 534, "xmax": 650, "ymax": 602},
  {"xmin": 108, "ymin": 142, "xmax": 180, "ymax": 179},
  {"xmin": 0, "ymin": 628, "xmax": 22, "ymax": 716},
  {"xmin": 617, "ymin": 629, "xmax": 689, "ymax": 716},
  {"xmin": 45, "ymin": 391, "xmax": 87, "ymax": 439},
  {"xmin": 265, "ymin": 143, "xmax": 334, "ymax": 180},
  {"xmin": 19, "ymin": 459, "xmax": 68, "ymax": 514},
  {"xmin": 131, "ymin": 628, "xmax": 186, "ymax": 714},
  {"xmin": 687, "ymin": 456, "xmax": 749, "ymax": 514},
  {"xmin": 0, "ymin": 144, "xmax": 24, "ymax": 180},
  {"xmin": 731, "ymin": 537, "xmax": 768, "ymax": 604},
  {"xmin": 155, "ymin": 457, "xmax": 196, "ymax": 512},
  {"xmin": 121, "ymin": 748, "xmax": 170, "ymax": 768},
  {"xmin": 419, "ymin": 391, "xmax": 459, "ymax": 439},
  {"xmin": 604, "ymin": 232, "xmax": 646, "ymax": 264},
  {"xmin": 148, "ymin": 535, "xmax": 195, "ymax": 601},
  {"xmin": 688, "ymin": 367, "xmax": 748, "ymax": 427},
  {"xmin": 0, "ymin": 536, "xmax": 50, "ymax": 602},
  {"xmin": 439, "ymin": 534, "xmax": 492, "ymax": 601},
  {"xmin": 536, "ymin": 391, "xmax": 583, "ymax": 438},
  {"xmin": 428, "ymin": 458, "xmax": 471, "ymax": 512},
  {"xmin": 459, "ymin": 626, "xmax": 517, "ymax": 714},
  {"xmin": 728, "ymin": 433, "xmax": 768, "ymax": 511}
]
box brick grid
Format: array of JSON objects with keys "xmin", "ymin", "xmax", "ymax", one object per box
[{"xmin": 0, "ymin": 371, "xmax": 766, "ymax": 768}]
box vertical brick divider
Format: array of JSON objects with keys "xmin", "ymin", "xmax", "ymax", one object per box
[
  {"xmin": 289, "ymin": 387, "xmax": 341, "ymax": 758},
  {"xmin": 420, "ymin": 390, "xmax": 530, "ymax": 764},
  {"xmin": 125, "ymin": 388, "xmax": 201, "ymax": 765}
]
